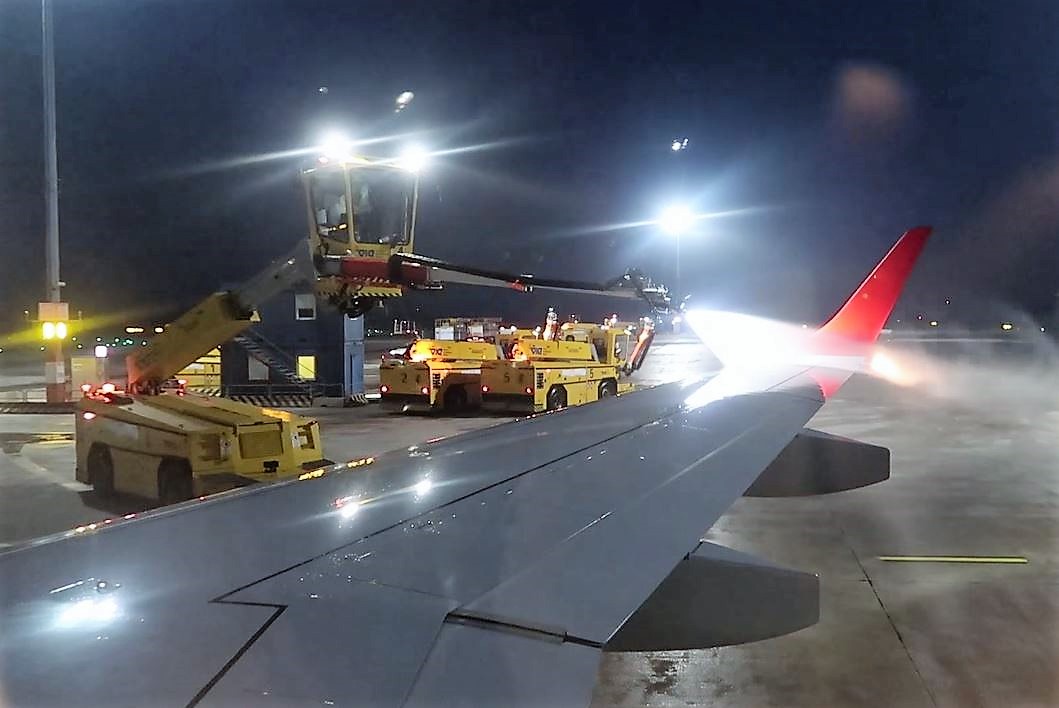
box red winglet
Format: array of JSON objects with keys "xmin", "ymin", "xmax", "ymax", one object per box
[{"xmin": 816, "ymin": 226, "xmax": 932, "ymax": 348}]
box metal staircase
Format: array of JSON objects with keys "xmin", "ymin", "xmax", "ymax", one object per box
[{"xmin": 232, "ymin": 330, "xmax": 305, "ymax": 386}]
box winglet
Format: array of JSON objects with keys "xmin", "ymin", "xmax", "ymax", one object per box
[{"xmin": 816, "ymin": 226, "xmax": 932, "ymax": 347}]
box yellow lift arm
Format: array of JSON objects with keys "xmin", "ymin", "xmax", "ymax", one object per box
[{"xmin": 125, "ymin": 241, "xmax": 316, "ymax": 394}]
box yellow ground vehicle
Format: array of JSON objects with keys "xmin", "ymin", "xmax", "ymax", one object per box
[
  {"xmin": 481, "ymin": 316, "xmax": 655, "ymax": 414},
  {"xmin": 379, "ymin": 327, "xmax": 535, "ymax": 413},
  {"xmin": 75, "ymin": 242, "xmax": 329, "ymax": 504},
  {"xmin": 379, "ymin": 339, "xmax": 499, "ymax": 413},
  {"xmin": 75, "ymin": 155, "xmax": 426, "ymax": 504},
  {"xmin": 76, "ymin": 392, "xmax": 322, "ymax": 504}
]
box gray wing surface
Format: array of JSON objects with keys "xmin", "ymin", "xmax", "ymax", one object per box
[{"xmin": 0, "ymin": 367, "xmax": 839, "ymax": 707}]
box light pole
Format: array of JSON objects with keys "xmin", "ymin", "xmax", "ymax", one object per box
[
  {"xmin": 658, "ymin": 204, "xmax": 694, "ymax": 296},
  {"xmin": 42, "ymin": 0, "xmax": 60, "ymax": 303},
  {"xmin": 41, "ymin": 0, "xmax": 67, "ymax": 403}
]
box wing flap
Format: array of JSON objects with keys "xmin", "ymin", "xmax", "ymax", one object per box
[
  {"xmin": 744, "ymin": 427, "xmax": 890, "ymax": 497},
  {"xmin": 198, "ymin": 580, "xmax": 456, "ymax": 708},
  {"xmin": 604, "ymin": 541, "xmax": 818, "ymax": 651},
  {"xmin": 404, "ymin": 621, "xmax": 601, "ymax": 708}
]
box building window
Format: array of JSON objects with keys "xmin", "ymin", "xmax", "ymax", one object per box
[
  {"xmin": 248, "ymin": 356, "xmax": 269, "ymax": 382},
  {"xmin": 294, "ymin": 293, "xmax": 316, "ymax": 321},
  {"xmin": 297, "ymin": 355, "xmax": 316, "ymax": 380}
]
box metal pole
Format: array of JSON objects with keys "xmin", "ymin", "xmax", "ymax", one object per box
[
  {"xmin": 42, "ymin": 0, "xmax": 65, "ymax": 403},
  {"xmin": 42, "ymin": 0, "xmax": 61, "ymax": 303},
  {"xmin": 676, "ymin": 234, "xmax": 681, "ymax": 300}
]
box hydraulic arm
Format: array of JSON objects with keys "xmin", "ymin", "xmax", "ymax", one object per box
[{"xmin": 125, "ymin": 241, "xmax": 316, "ymax": 394}]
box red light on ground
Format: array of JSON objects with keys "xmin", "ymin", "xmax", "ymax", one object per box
[
  {"xmin": 80, "ymin": 383, "xmax": 92, "ymax": 393},
  {"xmin": 82, "ymin": 411, "xmax": 96, "ymax": 421},
  {"xmin": 101, "ymin": 383, "xmax": 116, "ymax": 393},
  {"xmin": 420, "ymin": 386, "xmax": 429, "ymax": 395},
  {"xmin": 380, "ymin": 385, "xmax": 389, "ymax": 394}
]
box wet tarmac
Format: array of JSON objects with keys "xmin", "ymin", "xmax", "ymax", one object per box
[{"xmin": 594, "ymin": 368, "xmax": 1059, "ymax": 707}]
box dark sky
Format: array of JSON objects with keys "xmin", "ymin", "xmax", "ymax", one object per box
[{"xmin": 2, "ymin": 0, "xmax": 1058, "ymax": 330}]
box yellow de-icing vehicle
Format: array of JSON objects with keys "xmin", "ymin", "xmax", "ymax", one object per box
[
  {"xmin": 379, "ymin": 327, "xmax": 536, "ymax": 413},
  {"xmin": 480, "ymin": 314, "xmax": 655, "ymax": 414},
  {"xmin": 75, "ymin": 241, "xmax": 331, "ymax": 505},
  {"xmin": 74, "ymin": 153, "xmax": 430, "ymax": 505},
  {"xmin": 379, "ymin": 339, "xmax": 500, "ymax": 413}
]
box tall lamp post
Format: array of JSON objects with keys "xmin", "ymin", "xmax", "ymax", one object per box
[
  {"xmin": 41, "ymin": 0, "xmax": 68, "ymax": 403},
  {"xmin": 658, "ymin": 204, "xmax": 694, "ymax": 297}
]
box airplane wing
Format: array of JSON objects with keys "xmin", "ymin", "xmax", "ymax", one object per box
[{"xmin": 0, "ymin": 227, "xmax": 930, "ymax": 707}]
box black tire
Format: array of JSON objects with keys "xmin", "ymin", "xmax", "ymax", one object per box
[
  {"xmin": 158, "ymin": 459, "xmax": 193, "ymax": 506},
  {"xmin": 443, "ymin": 385, "xmax": 468, "ymax": 413},
  {"xmin": 546, "ymin": 385, "xmax": 567, "ymax": 411},
  {"xmin": 87, "ymin": 444, "xmax": 115, "ymax": 497},
  {"xmin": 598, "ymin": 379, "xmax": 618, "ymax": 399}
]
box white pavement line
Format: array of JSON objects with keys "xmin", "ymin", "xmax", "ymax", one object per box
[
  {"xmin": 2, "ymin": 449, "xmax": 87, "ymax": 491},
  {"xmin": 3, "ymin": 451, "xmax": 50, "ymax": 476}
]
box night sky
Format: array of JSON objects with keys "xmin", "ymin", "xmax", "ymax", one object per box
[{"xmin": 2, "ymin": 0, "xmax": 1058, "ymax": 331}]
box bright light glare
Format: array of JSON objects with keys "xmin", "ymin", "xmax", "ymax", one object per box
[
  {"xmin": 870, "ymin": 351, "xmax": 901, "ymax": 380},
  {"xmin": 55, "ymin": 597, "xmax": 119, "ymax": 628},
  {"xmin": 413, "ymin": 479, "xmax": 432, "ymax": 496},
  {"xmin": 334, "ymin": 496, "xmax": 361, "ymax": 520},
  {"xmin": 395, "ymin": 90, "xmax": 415, "ymax": 110},
  {"xmin": 319, "ymin": 131, "xmax": 353, "ymax": 160},
  {"xmin": 658, "ymin": 204, "xmax": 694, "ymax": 235},
  {"xmin": 94, "ymin": 345, "xmax": 108, "ymax": 358},
  {"xmin": 671, "ymin": 140, "xmax": 682, "ymax": 151},
  {"xmin": 685, "ymin": 309, "xmax": 867, "ymax": 373},
  {"xmin": 868, "ymin": 349, "xmax": 918, "ymax": 387},
  {"xmin": 42, "ymin": 321, "xmax": 56, "ymax": 340},
  {"xmin": 685, "ymin": 310, "xmax": 811, "ymax": 368},
  {"xmin": 398, "ymin": 145, "xmax": 428, "ymax": 173},
  {"xmin": 55, "ymin": 322, "xmax": 68, "ymax": 340}
]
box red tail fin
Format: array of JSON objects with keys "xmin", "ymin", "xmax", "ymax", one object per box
[{"xmin": 817, "ymin": 226, "xmax": 932, "ymax": 346}]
